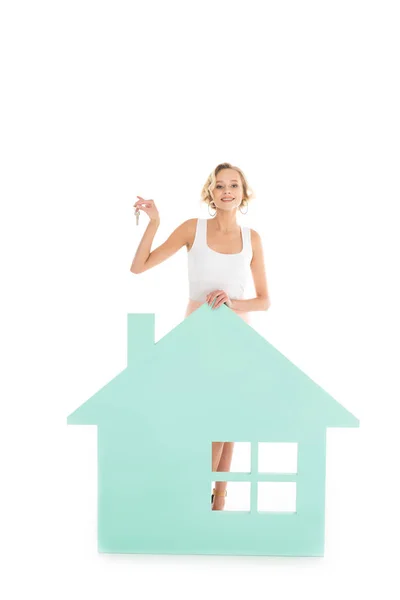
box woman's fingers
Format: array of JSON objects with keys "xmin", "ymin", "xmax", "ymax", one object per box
[
  {"xmin": 207, "ymin": 290, "xmax": 222, "ymax": 304},
  {"xmin": 214, "ymin": 296, "xmax": 227, "ymax": 309},
  {"xmin": 134, "ymin": 202, "xmax": 152, "ymax": 211},
  {"xmin": 206, "ymin": 291, "xmax": 217, "ymax": 305},
  {"xmin": 134, "ymin": 197, "xmax": 154, "ymax": 207},
  {"xmin": 133, "ymin": 197, "xmax": 160, "ymax": 222},
  {"xmin": 207, "ymin": 290, "xmax": 228, "ymax": 309}
]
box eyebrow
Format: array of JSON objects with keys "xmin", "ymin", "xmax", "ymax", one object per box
[{"xmin": 216, "ymin": 179, "xmax": 239, "ymax": 183}]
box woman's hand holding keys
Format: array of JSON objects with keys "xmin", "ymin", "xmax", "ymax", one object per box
[{"xmin": 133, "ymin": 197, "xmax": 160, "ymax": 225}]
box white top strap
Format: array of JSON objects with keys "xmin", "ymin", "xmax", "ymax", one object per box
[{"xmin": 243, "ymin": 226, "xmax": 252, "ymax": 255}]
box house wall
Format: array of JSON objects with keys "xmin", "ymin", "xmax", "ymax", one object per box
[
  {"xmin": 97, "ymin": 424, "xmax": 209, "ymax": 553},
  {"xmin": 96, "ymin": 425, "xmax": 327, "ymax": 556}
]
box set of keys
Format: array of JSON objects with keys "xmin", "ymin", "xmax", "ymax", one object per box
[{"xmin": 134, "ymin": 207, "xmax": 140, "ymax": 226}]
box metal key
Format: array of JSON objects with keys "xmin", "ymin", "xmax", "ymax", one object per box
[{"xmin": 134, "ymin": 207, "xmax": 140, "ymax": 226}]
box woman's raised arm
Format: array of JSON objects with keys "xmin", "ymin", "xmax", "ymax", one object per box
[{"xmin": 130, "ymin": 197, "xmax": 193, "ymax": 274}]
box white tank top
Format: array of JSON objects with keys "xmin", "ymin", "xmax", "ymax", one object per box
[{"xmin": 187, "ymin": 218, "xmax": 253, "ymax": 303}]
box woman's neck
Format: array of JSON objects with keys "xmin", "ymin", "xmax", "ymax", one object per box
[{"xmin": 212, "ymin": 211, "xmax": 239, "ymax": 233}]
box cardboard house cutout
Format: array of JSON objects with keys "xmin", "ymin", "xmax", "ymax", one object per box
[{"xmin": 67, "ymin": 304, "xmax": 359, "ymax": 556}]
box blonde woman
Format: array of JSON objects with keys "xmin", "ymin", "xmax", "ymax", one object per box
[{"xmin": 130, "ymin": 162, "xmax": 271, "ymax": 510}]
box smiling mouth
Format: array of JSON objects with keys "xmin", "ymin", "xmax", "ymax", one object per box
[{"xmin": 222, "ymin": 198, "xmax": 234, "ymax": 202}]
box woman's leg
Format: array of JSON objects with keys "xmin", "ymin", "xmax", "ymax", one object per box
[
  {"xmin": 212, "ymin": 442, "xmax": 235, "ymax": 510},
  {"xmin": 212, "ymin": 442, "xmax": 224, "ymax": 471},
  {"xmin": 211, "ymin": 442, "xmax": 224, "ymax": 507}
]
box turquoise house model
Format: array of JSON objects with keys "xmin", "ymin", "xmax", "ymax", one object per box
[{"xmin": 67, "ymin": 304, "xmax": 359, "ymax": 557}]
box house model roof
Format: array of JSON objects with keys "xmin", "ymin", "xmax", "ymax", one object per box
[{"xmin": 67, "ymin": 304, "xmax": 359, "ymax": 434}]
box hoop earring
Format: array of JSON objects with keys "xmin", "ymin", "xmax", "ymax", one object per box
[
  {"xmin": 208, "ymin": 201, "xmax": 217, "ymax": 217},
  {"xmin": 239, "ymin": 200, "xmax": 248, "ymax": 215}
]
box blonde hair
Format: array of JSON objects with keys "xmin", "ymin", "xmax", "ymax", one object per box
[{"xmin": 201, "ymin": 162, "xmax": 255, "ymax": 208}]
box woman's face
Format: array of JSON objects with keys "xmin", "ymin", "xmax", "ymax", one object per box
[{"xmin": 211, "ymin": 168, "xmax": 243, "ymax": 212}]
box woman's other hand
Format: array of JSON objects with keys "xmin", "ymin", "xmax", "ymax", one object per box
[
  {"xmin": 134, "ymin": 197, "xmax": 160, "ymax": 223},
  {"xmin": 206, "ymin": 290, "xmax": 233, "ymax": 309}
]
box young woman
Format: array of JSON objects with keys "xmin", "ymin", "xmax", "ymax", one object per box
[{"xmin": 130, "ymin": 162, "xmax": 271, "ymax": 510}]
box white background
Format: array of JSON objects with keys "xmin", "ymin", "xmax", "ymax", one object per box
[{"xmin": 1, "ymin": 1, "xmax": 399, "ymax": 598}]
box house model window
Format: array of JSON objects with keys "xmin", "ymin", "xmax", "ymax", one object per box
[{"xmin": 212, "ymin": 442, "xmax": 298, "ymax": 513}]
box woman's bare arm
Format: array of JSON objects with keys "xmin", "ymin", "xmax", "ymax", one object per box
[
  {"xmin": 230, "ymin": 229, "xmax": 271, "ymax": 312},
  {"xmin": 130, "ymin": 218, "xmax": 195, "ymax": 274}
]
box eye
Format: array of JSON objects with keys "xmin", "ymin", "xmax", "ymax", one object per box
[{"xmin": 232, "ymin": 184, "xmax": 238, "ymax": 187}]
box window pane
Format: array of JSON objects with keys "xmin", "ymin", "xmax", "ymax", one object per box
[
  {"xmin": 258, "ymin": 482, "xmax": 297, "ymax": 512},
  {"xmin": 258, "ymin": 442, "xmax": 298, "ymax": 473},
  {"xmin": 211, "ymin": 441, "xmax": 251, "ymax": 472}
]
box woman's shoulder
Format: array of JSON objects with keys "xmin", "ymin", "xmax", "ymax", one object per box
[
  {"xmin": 179, "ymin": 218, "xmax": 199, "ymax": 251},
  {"xmin": 248, "ymin": 228, "xmax": 264, "ymax": 252},
  {"xmin": 185, "ymin": 217, "xmax": 199, "ymax": 226},
  {"xmin": 174, "ymin": 218, "xmax": 197, "ymax": 232},
  {"xmin": 249, "ymin": 227, "xmax": 261, "ymax": 240},
  {"xmin": 181, "ymin": 218, "xmax": 198, "ymax": 234}
]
